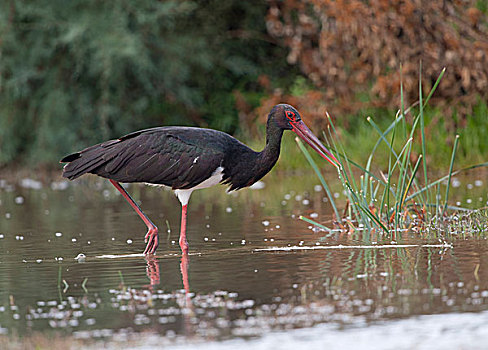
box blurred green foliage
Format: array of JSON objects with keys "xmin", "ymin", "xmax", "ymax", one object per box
[
  {"xmin": 0, "ymin": 1, "xmax": 486, "ymax": 171},
  {"xmin": 0, "ymin": 0, "xmax": 294, "ymax": 166}
]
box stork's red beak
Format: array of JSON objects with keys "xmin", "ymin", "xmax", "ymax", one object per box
[{"xmin": 292, "ymin": 120, "xmax": 340, "ymax": 169}]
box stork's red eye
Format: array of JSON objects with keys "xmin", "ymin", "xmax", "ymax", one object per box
[{"xmin": 285, "ymin": 111, "xmax": 296, "ymax": 121}]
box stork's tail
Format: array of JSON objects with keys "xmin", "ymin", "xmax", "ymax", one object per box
[{"xmin": 60, "ymin": 140, "xmax": 118, "ymax": 180}]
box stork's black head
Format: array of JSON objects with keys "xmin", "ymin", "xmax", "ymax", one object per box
[
  {"xmin": 268, "ymin": 103, "xmax": 340, "ymax": 169},
  {"xmin": 268, "ymin": 104, "xmax": 301, "ymax": 130}
]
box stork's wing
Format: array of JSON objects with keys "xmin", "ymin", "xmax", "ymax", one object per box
[{"xmin": 61, "ymin": 127, "xmax": 225, "ymax": 190}]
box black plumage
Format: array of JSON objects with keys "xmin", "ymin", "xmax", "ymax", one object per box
[
  {"xmin": 60, "ymin": 104, "xmax": 339, "ymax": 255},
  {"xmin": 62, "ymin": 120, "xmax": 285, "ymax": 191}
]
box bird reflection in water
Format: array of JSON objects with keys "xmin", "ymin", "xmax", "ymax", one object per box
[
  {"xmin": 145, "ymin": 253, "xmax": 192, "ymax": 312},
  {"xmin": 144, "ymin": 253, "xmax": 195, "ymax": 337},
  {"xmin": 144, "ymin": 255, "xmax": 161, "ymax": 287},
  {"xmin": 144, "ymin": 253, "xmax": 190, "ymax": 295}
]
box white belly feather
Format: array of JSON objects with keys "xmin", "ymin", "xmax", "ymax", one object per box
[{"xmin": 174, "ymin": 166, "xmax": 224, "ymax": 206}]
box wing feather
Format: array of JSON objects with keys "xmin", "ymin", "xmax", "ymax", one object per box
[{"xmin": 62, "ymin": 127, "xmax": 226, "ymax": 189}]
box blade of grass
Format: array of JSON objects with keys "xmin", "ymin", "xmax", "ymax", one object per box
[
  {"xmin": 118, "ymin": 271, "xmax": 125, "ymax": 285},
  {"xmin": 296, "ymin": 137, "xmax": 341, "ymax": 220},
  {"xmin": 379, "ymin": 137, "xmax": 415, "ymax": 217},
  {"xmin": 435, "ymin": 183, "xmax": 441, "ymax": 225},
  {"xmin": 322, "ymin": 111, "xmax": 406, "ymax": 187},
  {"xmin": 82, "ymin": 278, "xmax": 88, "ymax": 293},
  {"xmin": 326, "ymin": 123, "xmax": 370, "ymax": 229},
  {"xmin": 62, "ymin": 279, "xmax": 69, "ymax": 293},
  {"xmin": 382, "ymin": 135, "xmax": 394, "ymax": 224},
  {"xmin": 395, "ymin": 135, "xmax": 415, "ymax": 229},
  {"xmin": 333, "ymin": 154, "xmax": 386, "ymax": 186},
  {"xmin": 326, "ymin": 115, "xmax": 358, "ymax": 193},
  {"xmin": 402, "ymin": 102, "xmax": 426, "ymax": 210},
  {"xmin": 370, "ymin": 175, "xmax": 375, "ymax": 205},
  {"xmin": 360, "ymin": 174, "xmax": 366, "ymax": 202},
  {"xmin": 400, "ymin": 64, "xmax": 406, "ymax": 138},
  {"xmin": 299, "ymin": 215, "xmax": 333, "ymax": 232},
  {"xmin": 324, "ymin": 115, "xmax": 369, "ymax": 226},
  {"xmin": 406, "ymin": 162, "xmax": 488, "ymax": 202},
  {"xmin": 366, "ymin": 114, "xmax": 401, "ymax": 163},
  {"xmin": 57, "ymin": 265, "xmax": 63, "ymax": 302},
  {"xmin": 419, "ymin": 62, "xmax": 430, "ymax": 207},
  {"xmin": 423, "ymin": 67, "xmax": 446, "ymax": 108},
  {"xmin": 329, "ymin": 138, "xmax": 371, "ymax": 229},
  {"xmin": 399, "ymin": 154, "xmax": 423, "ymax": 213},
  {"xmin": 442, "ymin": 135, "xmax": 460, "ymax": 215},
  {"xmin": 414, "ymin": 67, "xmax": 445, "ymax": 219},
  {"xmin": 366, "ymin": 113, "xmax": 399, "ymax": 221},
  {"xmin": 389, "ymin": 114, "xmax": 397, "ymax": 230},
  {"xmin": 368, "ymin": 117, "xmax": 422, "ymax": 190},
  {"xmin": 343, "ymin": 180, "xmax": 389, "ymax": 234}
]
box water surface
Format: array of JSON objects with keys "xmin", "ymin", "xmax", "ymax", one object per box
[{"xmin": 0, "ymin": 171, "xmax": 487, "ymax": 348}]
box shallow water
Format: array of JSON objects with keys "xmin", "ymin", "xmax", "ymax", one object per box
[{"xmin": 0, "ymin": 171, "xmax": 487, "ymax": 348}]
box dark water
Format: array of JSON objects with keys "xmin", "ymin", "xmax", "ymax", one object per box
[{"xmin": 0, "ymin": 171, "xmax": 488, "ymax": 348}]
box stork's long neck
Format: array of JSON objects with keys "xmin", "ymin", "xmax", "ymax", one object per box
[
  {"xmin": 258, "ymin": 119, "xmax": 284, "ymax": 169},
  {"xmin": 222, "ymin": 117, "xmax": 285, "ymax": 191}
]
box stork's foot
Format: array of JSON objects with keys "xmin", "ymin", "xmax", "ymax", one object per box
[{"xmin": 143, "ymin": 227, "xmax": 159, "ymax": 255}]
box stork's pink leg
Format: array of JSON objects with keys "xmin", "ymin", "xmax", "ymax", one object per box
[
  {"xmin": 180, "ymin": 252, "xmax": 190, "ymax": 293},
  {"xmin": 109, "ymin": 180, "xmax": 159, "ymax": 255},
  {"xmin": 179, "ymin": 204, "xmax": 189, "ymax": 253}
]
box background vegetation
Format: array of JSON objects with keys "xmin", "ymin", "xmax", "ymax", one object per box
[{"xmin": 0, "ymin": 0, "xmax": 487, "ymax": 171}]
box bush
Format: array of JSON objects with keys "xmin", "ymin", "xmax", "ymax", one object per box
[
  {"xmin": 265, "ymin": 0, "xmax": 488, "ymax": 119},
  {"xmin": 0, "ymin": 0, "xmax": 292, "ymax": 166}
]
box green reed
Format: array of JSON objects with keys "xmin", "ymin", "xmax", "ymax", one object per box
[{"xmin": 298, "ymin": 67, "xmax": 487, "ymax": 239}]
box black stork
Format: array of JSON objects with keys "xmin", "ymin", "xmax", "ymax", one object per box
[{"xmin": 60, "ymin": 104, "xmax": 339, "ymax": 255}]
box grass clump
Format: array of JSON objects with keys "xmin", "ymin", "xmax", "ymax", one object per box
[{"xmin": 299, "ymin": 68, "xmax": 488, "ymax": 240}]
